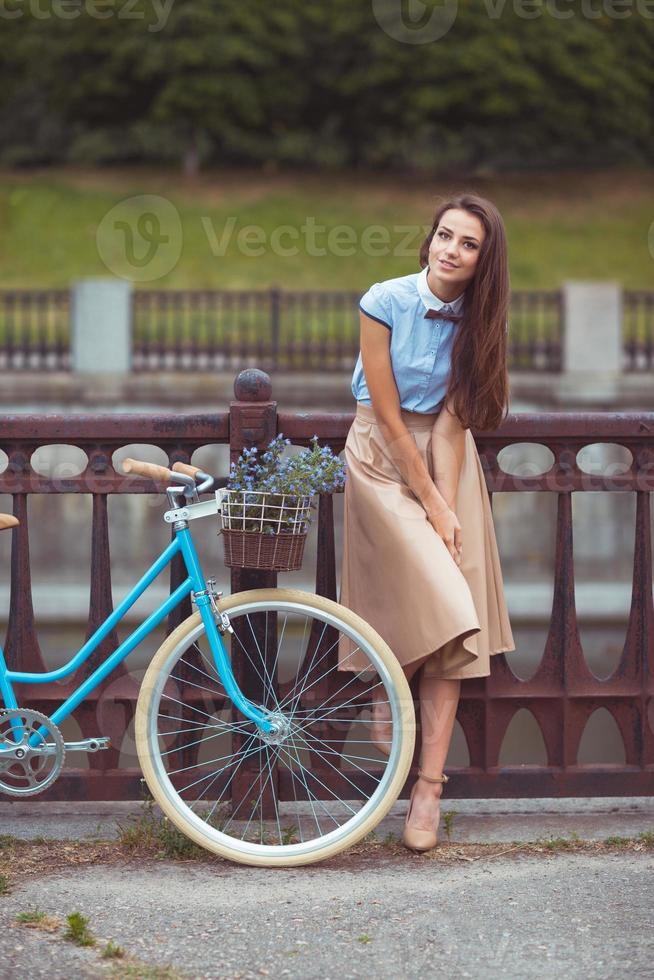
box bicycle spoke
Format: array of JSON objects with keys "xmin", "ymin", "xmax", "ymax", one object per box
[
  {"xmin": 263, "ymin": 744, "xmax": 283, "ymax": 845},
  {"xmin": 181, "ymin": 648, "xmax": 223, "ymax": 686},
  {"xmin": 292, "ymin": 681, "xmax": 384, "ymax": 729},
  {"xmin": 196, "ymin": 741, "xmax": 267, "ymax": 823},
  {"xmin": 176, "ymin": 734, "xmax": 262, "ymax": 795},
  {"xmin": 159, "ymin": 725, "xmax": 249, "ymax": 757},
  {"xmin": 290, "ymin": 730, "xmax": 380, "ymax": 798},
  {"xmin": 274, "ymin": 742, "xmax": 358, "ymax": 818},
  {"xmin": 157, "ymin": 717, "xmax": 254, "ymax": 739},
  {"xmin": 279, "ymin": 643, "xmax": 371, "ymax": 715},
  {"xmin": 160, "ymin": 693, "xmax": 227, "ymax": 724},
  {"xmin": 166, "ymin": 740, "xmax": 264, "ymax": 777},
  {"xmin": 167, "ymin": 671, "xmax": 227, "ymax": 701},
  {"xmin": 283, "ymin": 729, "xmax": 340, "ymax": 833},
  {"xmin": 298, "ymin": 728, "xmax": 388, "ymax": 771},
  {"xmin": 277, "ymin": 619, "xmax": 336, "ymax": 712},
  {"xmin": 222, "ymin": 746, "xmax": 278, "ymax": 836},
  {"xmin": 281, "ymin": 619, "xmax": 331, "ymax": 714},
  {"xmin": 225, "ymin": 613, "xmax": 281, "ymax": 712}
]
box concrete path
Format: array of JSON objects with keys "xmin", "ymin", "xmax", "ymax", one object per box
[
  {"xmin": 1, "ymin": 799, "xmax": 652, "ymax": 979},
  {"xmin": 2, "ymin": 796, "xmax": 653, "ymax": 844}
]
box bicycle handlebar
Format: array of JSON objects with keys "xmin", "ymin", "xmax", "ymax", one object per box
[
  {"xmin": 171, "ymin": 461, "xmax": 203, "ymax": 479},
  {"xmin": 122, "ymin": 457, "xmax": 224, "ymax": 494},
  {"xmin": 122, "ymin": 458, "xmax": 174, "ymax": 483}
]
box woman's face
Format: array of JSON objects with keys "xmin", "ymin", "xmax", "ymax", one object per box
[{"xmin": 427, "ymin": 208, "xmax": 486, "ymax": 295}]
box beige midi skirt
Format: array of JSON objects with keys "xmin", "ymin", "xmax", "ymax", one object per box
[{"xmin": 337, "ymin": 401, "xmax": 515, "ymax": 679}]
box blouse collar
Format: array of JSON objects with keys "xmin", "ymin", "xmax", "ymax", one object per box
[{"xmin": 417, "ymin": 266, "xmax": 466, "ymax": 315}]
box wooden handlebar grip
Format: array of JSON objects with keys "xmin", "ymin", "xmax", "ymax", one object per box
[
  {"xmin": 122, "ymin": 458, "xmax": 173, "ymax": 482},
  {"xmin": 172, "ymin": 461, "xmax": 202, "ymax": 479}
]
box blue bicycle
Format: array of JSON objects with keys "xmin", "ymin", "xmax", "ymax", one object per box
[{"xmin": 0, "ymin": 457, "xmax": 415, "ymax": 866}]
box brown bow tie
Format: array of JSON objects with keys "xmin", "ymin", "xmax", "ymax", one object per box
[{"xmin": 425, "ymin": 306, "xmax": 463, "ymax": 323}]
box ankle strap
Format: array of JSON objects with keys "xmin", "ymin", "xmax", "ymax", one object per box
[{"xmin": 418, "ymin": 768, "xmax": 449, "ymax": 784}]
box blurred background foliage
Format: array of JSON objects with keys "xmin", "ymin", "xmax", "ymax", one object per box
[{"xmin": 0, "ymin": 0, "xmax": 652, "ymax": 175}]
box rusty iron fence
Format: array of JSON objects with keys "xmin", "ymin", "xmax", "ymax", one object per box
[
  {"xmin": 624, "ymin": 291, "xmax": 654, "ymax": 372},
  {"xmin": 0, "ymin": 286, "xmax": 569, "ymax": 374},
  {"xmin": 131, "ymin": 288, "xmax": 564, "ymax": 373},
  {"xmin": 5, "ymin": 285, "xmax": 654, "ymax": 376},
  {"xmin": 0, "ymin": 289, "xmax": 70, "ymax": 371},
  {"xmin": 132, "ymin": 288, "xmax": 361, "ymax": 373},
  {"xmin": 1, "ymin": 370, "xmax": 653, "ymax": 801},
  {"xmin": 507, "ymin": 289, "xmax": 563, "ymax": 372}
]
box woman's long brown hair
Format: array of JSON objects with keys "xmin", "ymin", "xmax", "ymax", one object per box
[{"xmin": 419, "ymin": 193, "xmax": 510, "ymax": 432}]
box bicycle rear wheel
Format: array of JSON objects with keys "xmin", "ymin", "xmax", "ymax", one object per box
[{"xmin": 135, "ymin": 588, "xmax": 415, "ymax": 867}]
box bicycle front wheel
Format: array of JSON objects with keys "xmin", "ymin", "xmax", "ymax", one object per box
[{"xmin": 135, "ymin": 588, "xmax": 415, "ymax": 867}]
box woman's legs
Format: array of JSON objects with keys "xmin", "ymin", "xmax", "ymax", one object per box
[
  {"xmin": 371, "ymin": 654, "xmax": 460, "ymax": 782},
  {"xmin": 405, "ymin": 665, "xmax": 460, "ymax": 830}
]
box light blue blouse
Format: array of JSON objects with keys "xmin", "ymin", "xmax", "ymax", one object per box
[{"xmin": 350, "ymin": 266, "xmax": 465, "ymax": 414}]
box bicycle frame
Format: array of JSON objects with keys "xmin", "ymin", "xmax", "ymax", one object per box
[{"xmin": 0, "ymin": 524, "xmax": 273, "ymax": 735}]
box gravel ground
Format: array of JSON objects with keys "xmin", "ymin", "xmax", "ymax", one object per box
[{"xmin": 1, "ymin": 850, "xmax": 653, "ymax": 979}]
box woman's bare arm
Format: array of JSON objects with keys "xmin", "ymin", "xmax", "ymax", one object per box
[
  {"xmin": 430, "ymin": 396, "xmax": 467, "ymax": 511},
  {"xmin": 360, "ymin": 312, "xmax": 449, "ymax": 517}
]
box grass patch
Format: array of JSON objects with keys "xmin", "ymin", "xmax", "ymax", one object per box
[
  {"xmin": 106, "ymin": 960, "xmax": 185, "ymax": 979},
  {"xmin": 441, "ymin": 809, "xmax": 457, "ymax": 841},
  {"xmin": 116, "ymin": 798, "xmax": 226, "ymax": 860},
  {"xmin": 15, "ymin": 908, "xmax": 61, "ymax": 931},
  {"xmin": 357, "ymin": 934, "xmax": 373, "ymax": 944},
  {"xmin": 540, "ymin": 836, "xmax": 574, "ymax": 851},
  {"xmin": 0, "ymin": 873, "xmax": 9, "ymax": 896},
  {"xmin": 101, "ymin": 939, "xmax": 126, "ymax": 960},
  {"xmin": 116, "ymin": 801, "xmax": 200, "ymax": 859},
  {"xmin": 1, "ymin": 167, "xmax": 652, "ymax": 289},
  {"xmin": 63, "ymin": 910, "xmax": 96, "ymax": 947},
  {"xmin": 280, "ymin": 825, "xmax": 299, "ymax": 846}
]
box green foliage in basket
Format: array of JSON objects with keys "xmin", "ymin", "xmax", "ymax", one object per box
[{"xmin": 226, "ymin": 433, "xmax": 347, "ymax": 534}]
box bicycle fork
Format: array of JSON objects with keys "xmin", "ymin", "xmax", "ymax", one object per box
[{"xmin": 177, "ymin": 527, "xmax": 275, "ymax": 735}]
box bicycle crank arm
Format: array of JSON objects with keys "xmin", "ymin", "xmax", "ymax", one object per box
[{"xmin": 64, "ymin": 737, "xmax": 111, "ymax": 754}]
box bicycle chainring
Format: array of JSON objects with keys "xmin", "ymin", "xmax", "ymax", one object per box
[{"xmin": 0, "ymin": 708, "xmax": 65, "ymax": 797}]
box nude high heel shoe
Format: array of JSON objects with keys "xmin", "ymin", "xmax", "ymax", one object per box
[{"xmin": 402, "ymin": 769, "xmax": 449, "ymax": 852}]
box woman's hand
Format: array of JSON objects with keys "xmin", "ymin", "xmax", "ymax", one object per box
[{"xmin": 424, "ymin": 501, "xmax": 462, "ymax": 566}]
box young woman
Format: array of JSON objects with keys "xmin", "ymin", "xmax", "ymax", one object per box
[{"xmin": 337, "ymin": 192, "xmax": 515, "ymax": 852}]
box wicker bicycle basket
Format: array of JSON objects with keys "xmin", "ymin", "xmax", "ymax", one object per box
[{"xmin": 218, "ymin": 489, "xmax": 313, "ymax": 571}]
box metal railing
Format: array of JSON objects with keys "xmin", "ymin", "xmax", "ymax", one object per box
[
  {"xmin": 1, "ymin": 370, "xmax": 652, "ymax": 801},
  {"xmin": 0, "ymin": 286, "xmax": 570, "ymax": 373},
  {"xmin": 131, "ymin": 287, "xmax": 362, "ymax": 373},
  {"xmin": 623, "ymin": 291, "xmax": 654, "ymax": 371},
  {"xmin": 507, "ymin": 289, "xmax": 563, "ymax": 372},
  {"xmin": 0, "ymin": 289, "xmax": 70, "ymax": 371},
  {"xmin": 131, "ymin": 288, "xmax": 564, "ymax": 373}
]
